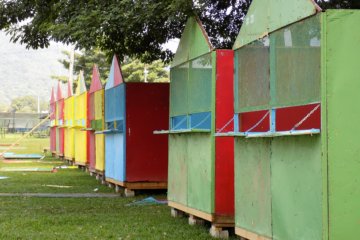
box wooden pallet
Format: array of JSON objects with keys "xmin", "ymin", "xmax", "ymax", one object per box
[
  {"xmin": 74, "ymin": 162, "xmax": 87, "ymax": 167},
  {"xmin": 169, "ymin": 201, "xmax": 234, "ymax": 238},
  {"xmin": 105, "ymin": 178, "xmax": 167, "ymax": 190},
  {"xmin": 105, "ymin": 178, "xmax": 167, "ymax": 197},
  {"xmin": 89, "ymin": 169, "xmax": 105, "ymax": 181},
  {"xmin": 55, "ymin": 154, "xmax": 64, "ymax": 159},
  {"xmin": 235, "ymin": 227, "xmax": 272, "ymax": 240}
]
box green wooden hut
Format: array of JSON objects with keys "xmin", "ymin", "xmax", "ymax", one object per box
[
  {"xmin": 219, "ymin": 0, "xmax": 360, "ymax": 239},
  {"xmin": 156, "ymin": 17, "xmax": 235, "ymax": 237}
]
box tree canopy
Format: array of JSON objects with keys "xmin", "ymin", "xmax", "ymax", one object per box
[
  {"xmin": 51, "ymin": 48, "xmax": 110, "ymax": 84},
  {"xmin": 0, "ymin": 0, "xmax": 359, "ymax": 63},
  {"xmin": 9, "ymin": 96, "xmax": 48, "ymax": 113},
  {"xmin": 53, "ymin": 49, "xmax": 169, "ymax": 87}
]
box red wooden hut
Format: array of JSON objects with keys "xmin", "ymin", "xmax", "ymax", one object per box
[
  {"xmin": 49, "ymin": 87, "xmax": 56, "ymax": 154},
  {"xmin": 55, "ymin": 82, "xmax": 65, "ymax": 157}
]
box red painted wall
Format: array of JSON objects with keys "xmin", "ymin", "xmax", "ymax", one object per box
[
  {"xmin": 59, "ymin": 128, "xmax": 64, "ymax": 156},
  {"xmin": 50, "ymin": 128, "xmax": 56, "ymax": 152},
  {"xmin": 88, "ymin": 132, "xmax": 96, "ymax": 170},
  {"xmin": 215, "ymin": 50, "xmax": 235, "ymax": 216},
  {"xmin": 87, "ymin": 92, "xmax": 96, "ymax": 169},
  {"xmin": 276, "ymin": 103, "xmax": 321, "ymax": 131},
  {"xmin": 50, "ymin": 101, "xmax": 56, "ymax": 152},
  {"xmin": 240, "ymin": 110, "xmax": 270, "ymax": 132},
  {"xmin": 58, "ymin": 99, "xmax": 65, "ymax": 156},
  {"xmin": 125, "ymin": 83, "xmax": 169, "ymax": 182}
]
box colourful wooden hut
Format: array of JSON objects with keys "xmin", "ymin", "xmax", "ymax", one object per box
[
  {"xmin": 49, "ymin": 87, "xmax": 56, "ymax": 155},
  {"xmin": 88, "ymin": 65, "xmax": 105, "ymax": 175},
  {"xmin": 156, "ymin": 17, "xmax": 234, "ymax": 236},
  {"xmin": 64, "ymin": 80, "xmax": 75, "ymax": 162},
  {"xmin": 221, "ymin": 0, "xmax": 360, "ymax": 239},
  {"xmin": 101, "ymin": 56, "xmax": 169, "ymax": 196},
  {"xmin": 74, "ymin": 71, "xmax": 88, "ymax": 166},
  {"xmin": 55, "ymin": 82, "xmax": 65, "ymax": 158}
]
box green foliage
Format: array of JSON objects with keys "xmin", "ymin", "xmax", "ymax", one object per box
[
  {"xmin": 122, "ymin": 59, "xmax": 169, "ymax": 83},
  {"xmin": 316, "ymin": 0, "xmax": 360, "ymax": 9},
  {"xmin": 9, "ymin": 96, "xmax": 47, "ymax": 113},
  {"xmin": 1, "ymin": 1, "xmax": 356, "ymax": 63},
  {"xmin": 51, "ymin": 48, "xmax": 110, "ymax": 87},
  {"xmin": 0, "ymin": 103, "xmax": 8, "ymax": 112},
  {"xmin": 0, "ymin": 0, "xmax": 250, "ymax": 63},
  {"xmin": 54, "ymin": 49, "xmax": 169, "ymax": 86}
]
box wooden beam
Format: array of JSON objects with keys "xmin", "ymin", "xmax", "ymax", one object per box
[
  {"xmin": 168, "ymin": 201, "xmax": 214, "ymax": 222},
  {"xmin": 105, "ymin": 178, "xmax": 167, "ymax": 190},
  {"xmin": 235, "ymin": 227, "xmax": 272, "ymax": 240}
]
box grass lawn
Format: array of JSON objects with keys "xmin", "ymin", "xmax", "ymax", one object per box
[{"xmin": 0, "ymin": 135, "xmax": 236, "ymax": 239}]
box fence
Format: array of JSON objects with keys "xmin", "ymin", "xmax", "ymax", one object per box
[{"xmin": 0, "ymin": 112, "xmax": 49, "ymax": 136}]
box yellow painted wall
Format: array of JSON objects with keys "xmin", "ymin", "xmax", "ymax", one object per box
[
  {"xmin": 95, "ymin": 134, "xmax": 105, "ymax": 171},
  {"xmin": 74, "ymin": 92, "xmax": 87, "ymax": 165},
  {"xmin": 64, "ymin": 96, "xmax": 75, "ymax": 160},
  {"xmin": 94, "ymin": 89, "xmax": 105, "ymax": 171}
]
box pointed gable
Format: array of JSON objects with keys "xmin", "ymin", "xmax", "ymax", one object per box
[
  {"xmin": 67, "ymin": 79, "xmax": 73, "ymax": 97},
  {"xmin": 75, "ymin": 71, "xmax": 87, "ymax": 95},
  {"xmin": 56, "ymin": 81, "xmax": 63, "ymax": 100},
  {"xmin": 89, "ymin": 65, "xmax": 103, "ymax": 93},
  {"xmin": 233, "ymin": 0, "xmax": 321, "ymax": 49},
  {"xmin": 50, "ymin": 87, "xmax": 55, "ymax": 103},
  {"xmin": 171, "ymin": 16, "xmax": 213, "ymax": 67},
  {"xmin": 105, "ymin": 55, "xmax": 124, "ymax": 90}
]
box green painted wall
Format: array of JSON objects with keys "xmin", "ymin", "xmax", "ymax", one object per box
[
  {"xmin": 168, "ymin": 135, "xmax": 188, "ymax": 205},
  {"xmin": 271, "ymin": 136, "xmax": 322, "ymax": 240},
  {"xmin": 325, "ymin": 10, "xmax": 360, "ymax": 239},
  {"xmin": 168, "ymin": 134, "xmax": 214, "ymax": 214},
  {"xmin": 235, "ymin": 138, "xmax": 272, "ymax": 238},
  {"xmin": 187, "ymin": 134, "xmax": 214, "ymax": 214},
  {"xmin": 233, "ymin": 8, "xmax": 360, "ymax": 240}
]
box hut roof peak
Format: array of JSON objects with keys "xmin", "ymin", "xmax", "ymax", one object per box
[
  {"xmin": 89, "ymin": 65, "xmax": 103, "ymax": 93},
  {"xmin": 50, "ymin": 87, "xmax": 56, "ymax": 103},
  {"xmin": 56, "ymin": 81, "xmax": 63, "ymax": 100},
  {"xmin": 171, "ymin": 16, "xmax": 213, "ymax": 68},
  {"xmin": 75, "ymin": 71, "xmax": 87, "ymax": 95},
  {"xmin": 105, "ymin": 55, "xmax": 124, "ymax": 90},
  {"xmin": 233, "ymin": 0, "xmax": 321, "ymax": 49}
]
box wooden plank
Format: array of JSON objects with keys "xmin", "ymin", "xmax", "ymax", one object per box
[
  {"xmin": 168, "ymin": 201, "xmax": 214, "ymax": 222},
  {"xmin": 105, "ymin": 178, "xmax": 167, "ymax": 190},
  {"xmin": 213, "ymin": 215, "xmax": 234, "ymax": 227},
  {"xmin": 74, "ymin": 162, "xmax": 87, "ymax": 167},
  {"xmin": 125, "ymin": 182, "xmax": 167, "ymax": 190},
  {"xmin": 94, "ymin": 169, "xmax": 104, "ymax": 175},
  {"xmin": 169, "ymin": 201, "xmax": 234, "ymax": 227},
  {"xmin": 235, "ymin": 227, "xmax": 272, "ymax": 240}
]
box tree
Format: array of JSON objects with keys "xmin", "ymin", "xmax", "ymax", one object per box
[
  {"xmin": 122, "ymin": 59, "xmax": 169, "ymax": 83},
  {"xmin": 1, "ymin": 0, "xmax": 358, "ymax": 63},
  {"xmin": 51, "ymin": 48, "xmax": 111, "ymax": 87},
  {"xmin": 10, "ymin": 96, "xmax": 37, "ymax": 113},
  {"xmin": 0, "ymin": 103, "xmax": 8, "ymax": 112},
  {"xmin": 54, "ymin": 48, "xmax": 169, "ymax": 86},
  {"xmin": 9, "ymin": 96, "xmax": 48, "ymax": 113},
  {"xmin": 0, "ymin": 0, "xmax": 250, "ymax": 63},
  {"xmin": 316, "ymin": 0, "xmax": 360, "ymax": 9}
]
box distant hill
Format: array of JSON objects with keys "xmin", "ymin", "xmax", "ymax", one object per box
[{"xmin": 0, "ymin": 32, "xmax": 68, "ymax": 107}]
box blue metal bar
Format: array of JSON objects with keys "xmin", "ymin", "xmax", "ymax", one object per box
[
  {"xmin": 270, "ymin": 108, "xmax": 276, "ymax": 133},
  {"xmin": 234, "ymin": 114, "xmax": 239, "ymax": 133}
]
